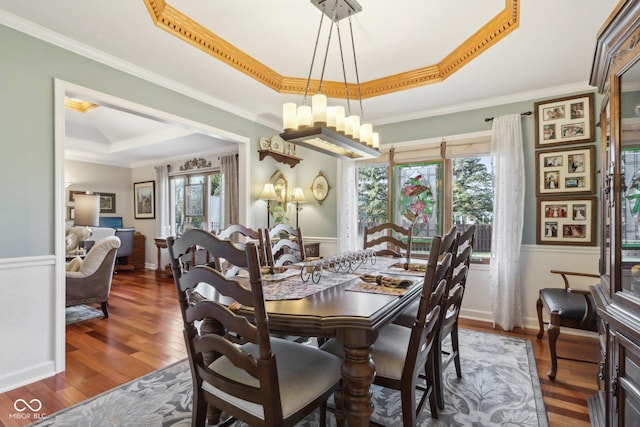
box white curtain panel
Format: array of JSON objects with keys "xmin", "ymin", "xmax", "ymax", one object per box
[
  {"xmin": 337, "ymin": 159, "xmax": 359, "ymax": 253},
  {"xmin": 489, "ymin": 114, "xmax": 525, "ymax": 331},
  {"xmin": 155, "ymin": 164, "xmax": 171, "ymax": 237}
]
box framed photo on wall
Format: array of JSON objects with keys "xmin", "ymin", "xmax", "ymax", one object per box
[
  {"xmin": 98, "ymin": 192, "xmax": 116, "ymax": 213},
  {"xmin": 134, "ymin": 181, "xmax": 155, "ymax": 219},
  {"xmin": 534, "ymin": 92, "xmax": 595, "ymax": 148},
  {"xmin": 536, "ymin": 197, "xmax": 596, "ymax": 245},
  {"xmin": 535, "ymin": 145, "xmax": 595, "ymax": 196}
]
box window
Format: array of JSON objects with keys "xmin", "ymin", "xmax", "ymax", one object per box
[
  {"xmin": 356, "ymin": 140, "xmax": 494, "ymax": 261},
  {"xmin": 451, "ymin": 155, "xmax": 494, "ymax": 259},
  {"xmin": 392, "ymin": 162, "xmax": 442, "ymax": 255},
  {"xmin": 357, "ymin": 165, "xmax": 388, "ymax": 234},
  {"xmin": 170, "ymin": 172, "xmax": 222, "ymax": 235}
]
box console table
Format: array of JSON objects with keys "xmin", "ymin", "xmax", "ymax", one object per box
[{"xmin": 153, "ymin": 237, "xmax": 172, "ymax": 278}]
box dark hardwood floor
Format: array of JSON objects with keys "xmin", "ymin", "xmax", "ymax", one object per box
[{"xmin": 0, "ymin": 269, "xmax": 598, "ymax": 427}]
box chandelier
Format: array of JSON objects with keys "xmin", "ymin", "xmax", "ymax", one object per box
[{"xmin": 279, "ymin": 0, "xmax": 381, "ymax": 160}]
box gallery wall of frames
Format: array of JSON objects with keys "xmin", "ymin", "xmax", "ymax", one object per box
[{"xmin": 533, "ymin": 92, "xmax": 597, "ymax": 245}]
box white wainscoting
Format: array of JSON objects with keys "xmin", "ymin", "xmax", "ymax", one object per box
[
  {"xmin": 0, "ymin": 243, "xmax": 599, "ymax": 393},
  {"xmin": 0, "ymin": 256, "xmax": 58, "ymax": 393},
  {"xmin": 312, "ymin": 238, "xmax": 600, "ymax": 331},
  {"xmin": 454, "ymin": 244, "xmax": 599, "ymax": 332}
]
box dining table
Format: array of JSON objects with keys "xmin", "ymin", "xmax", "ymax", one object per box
[{"xmin": 254, "ymin": 254, "xmax": 427, "ymax": 426}]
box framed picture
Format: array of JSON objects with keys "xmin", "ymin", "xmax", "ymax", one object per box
[
  {"xmin": 537, "ymin": 197, "xmax": 596, "ymax": 245},
  {"xmin": 311, "ymin": 171, "xmax": 330, "ymax": 204},
  {"xmin": 534, "ymin": 92, "xmax": 595, "ymax": 148},
  {"xmin": 535, "ymin": 145, "xmax": 595, "ymax": 196},
  {"xmin": 134, "ymin": 181, "xmax": 155, "ymax": 219},
  {"xmin": 267, "ymin": 170, "xmax": 288, "ymax": 220},
  {"xmin": 98, "ymin": 192, "xmax": 116, "ymax": 213}
]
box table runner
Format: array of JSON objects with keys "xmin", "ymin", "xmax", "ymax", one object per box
[{"xmin": 262, "ymin": 269, "xmax": 353, "ymax": 300}]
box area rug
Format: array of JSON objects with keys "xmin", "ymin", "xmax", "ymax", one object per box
[
  {"xmin": 31, "ymin": 329, "xmax": 548, "ymax": 426},
  {"xmin": 65, "ymin": 305, "xmax": 103, "ymax": 324}
]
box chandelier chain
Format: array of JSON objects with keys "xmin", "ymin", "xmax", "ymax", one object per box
[
  {"xmin": 303, "ymin": 13, "xmax": 325, "ymax": 104},
  {"xmin": 317, "ymin": 16, "xmax": 335, "ymax": 94},
  {"xmin": 348, "ymin": 13, "xmax": 364, "ymax": 121},
  {"xmin": 336, "ymin": 22, "xmax": 352, "ymax": 116}
]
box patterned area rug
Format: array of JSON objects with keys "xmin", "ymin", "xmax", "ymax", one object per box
[
  {"xmin": 65, "ymin": 305, "xmax": 103, "ymax": 324},
  {"xmin": 32, "ymin": 329, "xmax": 548, "ymax": 426}
]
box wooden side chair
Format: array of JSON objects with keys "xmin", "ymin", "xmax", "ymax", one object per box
[
  {"xmin": 363, "ymin": 222, "xmax": 413, "ymax": 264},
  {"xmin": 321, "ymin": 236, "xmax": 451, "ymax": 425},
  {"xmin": 432, "ymin": 265, "xmax": 469, "ymax": 409},
  {"xmin": 166, "ymin": 229, "xmax": 342, "ymax": 427},
  {"xmin": 536, "ymin": 270, "xmax": 600, "ymax": 379},
  {"xmin": 215, "ymin": 223, "xmax": 267, "ymax": 276},
  {"xmin": 392, "ymin": 226, "xmax": 458, "ymax": 329},
  {"xmin": 439, "ymin": 226, "xmax": 458, "ymax": 259},
  {"xmin": 264, "ymin": 224, "xmax": 305, "ymax": 267}
]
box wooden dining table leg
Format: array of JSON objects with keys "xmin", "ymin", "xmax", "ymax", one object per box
[{"xmin": 337, "ymin": 329, "xmax": 377, "ymax": 426}]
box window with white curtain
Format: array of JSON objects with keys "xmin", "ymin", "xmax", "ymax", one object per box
[
  {"xmin": 170, "ymin": 172, "xmax": 223, "ymax": 235},
  {"xmin": 356, "ymin": 133, "xmax": 494, "ymax": 260}
]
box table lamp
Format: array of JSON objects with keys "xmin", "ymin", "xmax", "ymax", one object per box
[{"xmin": 74, "ymin": 193, "xmax": 100, "ymax": 227}]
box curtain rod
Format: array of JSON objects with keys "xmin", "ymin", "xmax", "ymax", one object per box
[{"xmin": 484, "ymin": 111, "xmax": 532, "ymax": 122}]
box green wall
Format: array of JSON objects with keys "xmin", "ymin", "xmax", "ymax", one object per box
[
  {"xmin": 0, "ymin": 21, "xmax": 603, "ymax": 256},
  {"xmin": 0, "ymin": 22, "xmax": 342, "ymax": 258},
  {"xmin": 377, "ymin": 95, "xmax": 603, "ymax": 245}
]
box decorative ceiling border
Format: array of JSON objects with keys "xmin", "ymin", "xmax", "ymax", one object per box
[
  {"xmin": 143, "ymin": 0, "xmax": 519, "ymax": 100},
  {"xmin": 64, "ymin": 98, "xmax": 98, "ymax": 113}
]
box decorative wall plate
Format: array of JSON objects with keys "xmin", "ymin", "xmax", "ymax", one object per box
[
  {"xmin": 270, "ymin": 135, "xmax": 285, "ymax": 153},
  {"xmin": 311, "ymin": 171, "xmax": 330, "ymax": 204},
  {"xmin": 259, "ymin": 137, "xmax": 271, "ymax": 150}
]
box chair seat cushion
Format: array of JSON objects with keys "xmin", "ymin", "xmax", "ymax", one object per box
[
  {"xmin": 540, "ymin": 288, "xmax": 595, "ymax": 321},
  {"xmin": 392, "ymin": 300, "xmax": 418, "ymax": 328},
  {"xmin": 206, "ymin": 337, "xmax": 342, "ymax": 420},
  {"xmin": 321, "ymin": 323, "xmax": 411, "ymax": 381}
]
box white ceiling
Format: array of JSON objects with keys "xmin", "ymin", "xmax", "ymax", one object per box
[{"xmin": 0, "ymin": 0, "xmax": 619, "ymax": 167}]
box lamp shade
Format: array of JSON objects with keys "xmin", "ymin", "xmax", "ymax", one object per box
[
  {"xmin": 291, "ymin": 186, "xmax": 307, "ymax": 203},
  {"xmin": 259, "ymin": 183, "xmax": 279, "ymax": 200},
  {"xmin": 74, "ymin": 193, "xmax": 100, "ymax": 227}
]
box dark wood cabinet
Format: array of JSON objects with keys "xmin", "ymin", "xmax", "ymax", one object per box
[
  {"xmin": 589, "ymin": 2, "xmax": 640, "ymax": 425},
  {"xmin": 131, "ymin": 232, "xmax": 145, "ymax": 270}
]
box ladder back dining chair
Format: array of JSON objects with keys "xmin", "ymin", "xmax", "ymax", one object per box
[
  {"xmin": 363, "ymin": 222, "xmax": 413, "ymax": 264},
  {"xmin": 321, "ymin": 236, "xmax": 451, "ymax": 425},
  {"xmin": 166, "ymin": 229, "xmax": 343, "ymax": 427},
  {"xmin": 264, "ymin": 224, "xmax": 306, "ymax": 267}
]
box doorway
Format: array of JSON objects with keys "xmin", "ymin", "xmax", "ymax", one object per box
[{"xmin": 53, "ymin": 79, "xmax": 251, "ymax": 373}]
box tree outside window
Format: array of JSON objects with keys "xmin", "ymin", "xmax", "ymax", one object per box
[{"xmin": 357, "ymin": 154, "xmax": 494, "ymax": 260}]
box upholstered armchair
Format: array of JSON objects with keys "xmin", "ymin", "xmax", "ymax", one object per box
[
  {"xmin": 65, "ymin": 226, "xmax": 92, "ymax": 255},
  {"xmin": 66, "ymin": 236, "xmax": 120, "ymax": 318}
]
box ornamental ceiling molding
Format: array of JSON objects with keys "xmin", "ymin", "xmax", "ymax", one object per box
[
  {"xmin": 143, "ymin": 0, "xmax": 519, "ymax": 100},
  {"xmin": 64, "ymin": 98, "xmax": 98, "ymax": 113}
]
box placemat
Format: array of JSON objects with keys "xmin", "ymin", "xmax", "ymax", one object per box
[
  {"xmin": 345, "ymin": 282, "xmax": 411, "ymax": 296},
  {"xmin": 384, "ymin": 262, "xmax": 429, "ymax": 276}
]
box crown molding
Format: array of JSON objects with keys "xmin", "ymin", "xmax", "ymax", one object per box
[
  {"xmin": 0, "ymin": 10, "xmax": 274, "ymax": 130},
  {"xmin": 376, "ymin": 81, "xmax": 595, "ymax": 125},
  {"xmin": 143, "ymin": 0, "xmax": 520, "ymax": 99}
]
